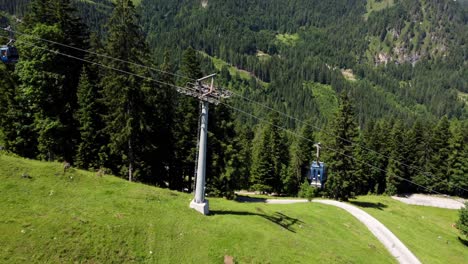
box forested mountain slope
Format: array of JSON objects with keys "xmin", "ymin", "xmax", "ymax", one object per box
[
  {"xmin": 137, "ymin": 0, "xmax": 468, "ymax": 126},
  {"xmin": 1, "ymin": 0, "xmax": 467, "ymax": 125}
]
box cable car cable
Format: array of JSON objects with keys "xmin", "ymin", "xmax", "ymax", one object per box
[
  {"xmin": 4, "ymin": 34, "xmax": 467, "ymax": 195},
  {"xmin": 0, "ymin": 27, "xmax": 196, "ymax": 81},
  {"xmin": 219, "ymin": 102, "xmax": 463, "ymax": 199}
]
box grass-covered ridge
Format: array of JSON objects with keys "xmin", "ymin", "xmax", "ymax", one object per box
[{"xmin": 0, "ymin": 154, "xmax": 394, "ymax": 263}]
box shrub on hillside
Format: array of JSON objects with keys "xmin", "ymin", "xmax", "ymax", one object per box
[
  {"xmin": 298, "ymin": 180, "xmax": 318, "ymax": 201},
  {"xmin": 457, "ymin": 202, "xmax": 468, "ymax": 238}
]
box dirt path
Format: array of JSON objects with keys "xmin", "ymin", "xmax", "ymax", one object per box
[
  {"xmin": 392, "ymin": 194, "xmax": 465, "ymax": 209},
  {"xmin": 243, "ymin": 197, "xmax": 421, "ymax": 264},
  {"xmin": 312, "ymin": 200, "xmax": 421, "ymax": 264}
]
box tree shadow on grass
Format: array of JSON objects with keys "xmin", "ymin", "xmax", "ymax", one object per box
[
  {"xmin": 458, "ymin": 236, "xmax": 468, "ymax": 247},
  {"xmin": 234, "ymin": 195, "xmax": 267, "ymax": 203},
  {"xmin": 349, "ymin": 201, "xmax": 387, "ymax": 210},
  {"xmin": 210, "ymin": 210, "xmax": 304, "ymax": 233}
]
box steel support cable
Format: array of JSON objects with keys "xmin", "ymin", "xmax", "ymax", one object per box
[
  {"xmin": 1, "ymin": 27, "xmax": 459, "ymax": 188},
  {"xmin": 219, "ymin": 101, "xmax": 464, "ymax": 199},
  {"xmin": 1, "ymin": 36, "xmax": 194, "ymax": 96},
  {"xmin": 0, "ymin": 27, "xmax": 196, "ymax": 81},
  {"xmin": 5, "ymin": 34, "xmax": 467, "ymax": 194},
  {"xmin": 226, "ymin": 90, "xmax": 468, "ymax": 193}
]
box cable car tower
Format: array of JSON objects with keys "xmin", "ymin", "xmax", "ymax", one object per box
[
  {"xmin": 1, "ymin": 26, "xmax": 19, "ymax": 64},
  {"xmin": 180, "ymin": 73, "xmax": 231, "ymax": 215}
]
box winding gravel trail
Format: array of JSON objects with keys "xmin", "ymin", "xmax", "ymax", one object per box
[
  {"xmin": 312, "ymin": 200, "xmax": 421, "ymax": 264},
  {"xmin": 251, "ymin": 198, "xmax": 421, "ymax": 264}
]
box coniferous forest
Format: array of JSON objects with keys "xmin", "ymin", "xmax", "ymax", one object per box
[{"xmin": 0, "ymin": 0, "xmax": 467, "ymax": 200}]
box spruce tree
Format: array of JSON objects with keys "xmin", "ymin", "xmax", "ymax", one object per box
[
  {"xmin": 152, "ymin": 50, "xmax": 178, "ymax": 187},
  {"xmin": 448, "ymin": 120, "xmax": 468, "ymax": 197},
  {"xmin": 100, "ymin": 0, "xmax": 151, "ymax": 181},
  {"xmin": 251, "ymin": 123, "xmax": 274, "ymax": 193},
  {"xmin": 251, "ymin": 113, "xmax": 289, "ymax": 194},
  {"xmin": 325, "ymin": 93, "xmax": 359, "ymax": 201},
  {"xmin": 406, "ymin": 119, "xmax": 427, "ymax": 193},
  {"xmin": 15, "ymin": 24, "xmax": 66, "ymax": 161},
  {"xmin": 284, "ymin": 120, "xmax": 315, "ymax": 195},
  {"xmin": 16, "ymin": 0, "xmax": 88, "ymax": 161},
  {"xmin": 172, "ymin": 47, "xmax": 203, "ymax": 191},
  {"xmin": 385, "ymin": 121, "xmax": 408, "ymax": 195},
  {"xmin": 206, "ymin": 104, "xmax": 238, "ymax": 198},
  {"xmin": 429, "ymin": 116, "xmax": 451, "ymax": 193},
  {"xmin": 75, "ymin": 68, "xmax": 101, "ymax": 169},
  {"xmin": 411, "ymin": 120, "xmax": 434, "ymax": 192}
]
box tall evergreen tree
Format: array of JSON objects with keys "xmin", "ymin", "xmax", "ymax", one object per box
[
  {"xmin": 385, "ymin": 121, "xmax": 409, "ymax": 195},
  {"xmin": 100, "ymin": 0, "xmax": 152, "ymax": 181},
  {"xmin": 325, "ymin": 93, "xmax": 359, "ymax": 201},
  {"xmin": 284, "ymin": 120, "xmax": 315, "ymax": 195},
  {"xmin": 406, "ymin": 119, "xmax": 427, "ymax": 193},
  {"xmin": 429, "ymin": 116, "xmax": 451, "ymax": 193},
  {"xmin": 172, "ymin": 46, "xmax": 203, "ymax": 191},
  {"xmin": 15, "ymin": 0, "xmax": 88, "ymax": 161},
  {"xmin": 448, "ymin": 120, "xmax": 468, "ymax": 197},
  {"xmin": 206, "ymin": 104, "xmax": 239, "ymax": 198},
  {"xmin": 251, "ymin": 113, "xmax": 288, "ymax": 193},
  {"xmin": 75, "ymin": 67, "xmax": 102, "ymax": 169}
]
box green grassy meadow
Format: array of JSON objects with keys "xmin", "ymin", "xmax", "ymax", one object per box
[
  {"xmin": 0, "ymin": 154, "xmax": 394, "ymax": 263},
  {"xmin": 350, "ymin": 196, "xmax": 468, "ymax": 264}
]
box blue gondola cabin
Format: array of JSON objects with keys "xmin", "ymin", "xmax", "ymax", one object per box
[
  {"xmin": 308, "ymin": 161, "xmax": 327, "ymax": 188},
  {"xmin": 1, "ymin": 46, "xmax": 19, "ymax": 64}
]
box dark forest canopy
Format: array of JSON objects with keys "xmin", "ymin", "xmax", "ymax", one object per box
[{"xmin": 0, "ymin": 0, "xmax": 467, "ymax": 199}]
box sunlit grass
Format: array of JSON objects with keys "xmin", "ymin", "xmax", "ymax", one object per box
[{"xmin": 0, "ymin": 154, "xmax": 394, "ymax": 263}]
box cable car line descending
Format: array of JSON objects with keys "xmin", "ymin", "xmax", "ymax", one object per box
[
  {"xmin": 2, "ymin": 27, "xmax": 463, "ymax": 194},
  {"xmin": 0, "ymin": 27, "xmax": 194, "ymax": 81},
  {"xmin": 4, "ymin": 34, "xmax": 467, "ymax": 196},
  {"xmin": 219, "ymin": 102, "xmax": 454, "ymax": 199}
]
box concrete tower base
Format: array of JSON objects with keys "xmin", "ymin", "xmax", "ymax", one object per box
[{"xmin": 190, "ymin": 199, "xmax": 209, "ymax": 215}]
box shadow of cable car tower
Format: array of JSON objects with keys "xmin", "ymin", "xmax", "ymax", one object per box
[
  {"xmin": 178, "ymin": 73, "xmax": 231, "ymax": 215},
  {"xmin": 308, "ymin": 143, "xmax": 327, "ymax": 188}
]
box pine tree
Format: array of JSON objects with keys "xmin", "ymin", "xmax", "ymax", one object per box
[
  {"xmin": 251, "ymin": 123, "xmax": 274, "ymax": 193},
  {"xmin": 325, "ymin": 93, "xmax": 359, "ymax": 201},
  {"xmin": 385, "ymin": 121, "xmax": 408, "ymax": 195},
  {"xmin": 152, "ymin": 50, "xmax": 178, "ymax": 188},
  {"xmin": 406, "ymin": 119, "xmax": 427, "ymax": 193},
  {"xmin": 15, "ymin": 24, "xmax": 66, "ymax": 161},
  {"xmin": 206, "ymin": 104, "xmax": 238, "ymax": 198},
  {"xmin": 429, "ymin": 116, "xmax": 451, "ymax": 193},
  {"xmin": 448, "ymin": 120, "xmax": 468, "ymax": 197},
  {"xmin": 269, "ymin": 113, "xmax": 289, "ymax": 193},
  {"xmin": 75, "ymin": 68, "xmax": 101, "ymax": 169},
  {"xmin": 172, "ymin": 47, "xmax": 203, "ymax": 191},
  {"xmin": 411, "ymin": 120, "xmax": 435, "ymax": 192},
  {"xmin": 251, "ymin": 113, "xmax": 289, "ymax": 193},
  {"xmin": 15, "ymin": 0, "xmax": 88, "ymax": 161},
  {"xmin": 284, "ymin": 120, "xmax": 315, "ymax": 195},
  {"xmin": 100, "ymin": 0, "xmax": 152, "ymax": 181}
]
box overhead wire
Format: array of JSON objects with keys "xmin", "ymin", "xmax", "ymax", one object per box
[
  {"xmin": 0, "ymin": 27, "xmax": 196, "ymax": 81},
  {"xmin": 3, "ymin": 33, "xmax": 467, "ymax": 195},
  {"xmin": 219, "ymin": 102, "xmax": 455, "ymax": 198},
  {"xmin": 0, "ymin": 35, "xmax": 193, "ymax": 95},
  {"xmin": 1, "ymin": 28, "xmax": 457, "ymax": 193},
  {"xmin": 225, "ymin": 87, "xmax": 468, "ymax": 193}
]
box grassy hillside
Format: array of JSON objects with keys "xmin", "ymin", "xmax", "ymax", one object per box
[
  {"xmin": 351, "ymin": 196, "xmax": 468, "ymax": 264},
  {"xmin": 0, "ymin": 154, "xmax": 394, "ymax": 263}
]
